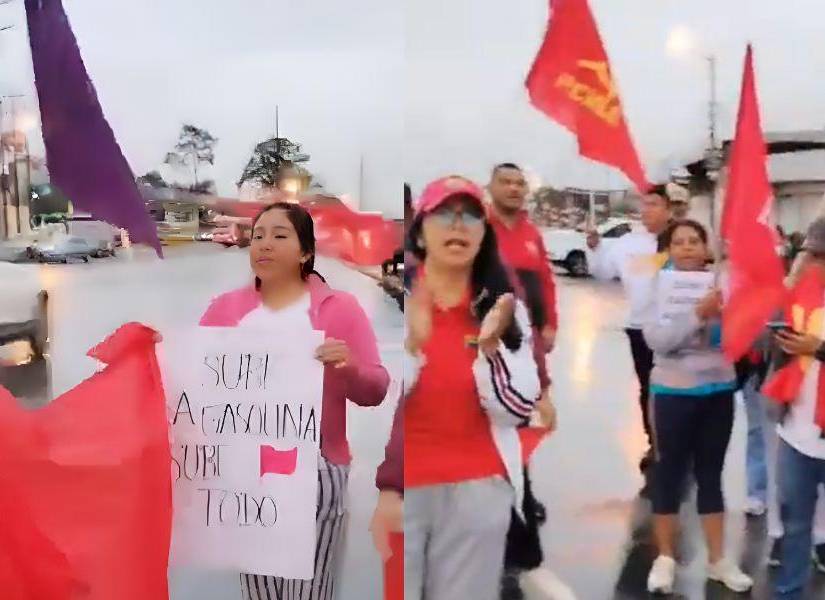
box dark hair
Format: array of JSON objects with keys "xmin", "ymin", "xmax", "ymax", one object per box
[
  {"xmin": 251, "ymin": 202, "xmax": 324, "ymax": 289},
  {"xmin": 646, "ymin": 183, "xmax": 671, "ymax": 205},
  {"xmin": 661, "ymin": 218, "xmax": 709, "ymax": 249},
  {"xmin": 407, "ymin": 213, "xmax": 523, "ymax": 351},
  {"xmin": 492, "ymin": 162, "xmax": 523, "ymax": 178}
]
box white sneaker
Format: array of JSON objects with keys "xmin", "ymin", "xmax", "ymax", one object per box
[
  {"xmin": 707, "ymin": 559, "xmax": 753, "ymax": 592},
  {"xmin": 744, "ymin": 497, "xmax": 766, "ymax": 517},
  {"xmin": 647, "ymin": 555, "xmax": 676, "ymax": 595},
  {"xmin": 520, "ymin": 567, "xmax": 577, "ymax": 600}
]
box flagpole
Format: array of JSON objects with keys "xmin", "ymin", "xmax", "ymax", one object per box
[
  {"xmin": 711, "ymin": 168, "xmax": 726, "ymax": 286},
  {"xmin": 588, "ymin": 189, "xmax": 596, "ymax": 225},
  {"xmin": 359, "ymin": 154, "xmax": 365, "ymax": 211}
]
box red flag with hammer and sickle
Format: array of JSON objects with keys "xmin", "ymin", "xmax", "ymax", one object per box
[{"xmin": 526, "ymin": 0, "xmax": 649, "ymax": 192}]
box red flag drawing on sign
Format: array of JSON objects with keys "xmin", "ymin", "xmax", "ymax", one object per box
[
  {"xmin": 260, "ymin": 445, "xmax": 299, "ymax": 476},
  {"xmin": 526, "ymin": 0, "xmax": 649, "ymax": 191},
  {"xmin": 721, "ymin": 45, "xmax": 786, "ymax": 361}
]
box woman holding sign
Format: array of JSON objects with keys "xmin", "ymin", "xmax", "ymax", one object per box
[
  {"xmin": 403, "ymin": 176, "xmax": 541, "ymax": 600},
  {"xmin": 641, "ymin": 220, "xmax": 753, "ymax": 594},
  {"xmin": 200, "ymin": 202, "xmax": 390, "ymax": 600}
]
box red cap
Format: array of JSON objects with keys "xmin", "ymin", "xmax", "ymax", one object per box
[{"xmin": 415, "ymin": 176, "xmax": 485, "ymax": 215}]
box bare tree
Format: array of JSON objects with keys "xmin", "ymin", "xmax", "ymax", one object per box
[{"xmin": 164, "ymin": 124, "xmax": 217, "ymax": 188}]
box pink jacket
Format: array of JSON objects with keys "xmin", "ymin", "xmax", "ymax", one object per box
[{"xmin": 199, "ymin": 275, "xmax": 390, "ymax": 466}]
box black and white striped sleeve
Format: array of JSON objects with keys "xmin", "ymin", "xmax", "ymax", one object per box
[{"xmin": 473, "ymin": 301, "xmax": 541, "ymax": 427}]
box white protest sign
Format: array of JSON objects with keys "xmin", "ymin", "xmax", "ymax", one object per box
[
  {"xmin": 656, "ymin": 270, "xmax": 715, "ymax": 324},
  {"xmin": 160, "ymin": 325, "xmax": 324, "ymax": 579}
]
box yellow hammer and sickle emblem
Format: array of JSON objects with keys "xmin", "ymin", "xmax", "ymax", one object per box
[
  {"xmin": 554, "ymin": 60, "xmax": 621, "ymax": 126},
  {"xmin": 791, "ymin": 304, "xmax": 824, "ymax": 371},
  {"xmin": 578, "ymin": 60, "xmax": 617, "ymax": 104}
]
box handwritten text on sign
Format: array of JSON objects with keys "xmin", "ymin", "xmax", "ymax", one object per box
[
  {"xmin": 656, "ymin": 270, "xmax": 715, "ymax": 324},
  {"xmin": 160, "ymin": 325, "xmax": 324, "ymax": 579}
]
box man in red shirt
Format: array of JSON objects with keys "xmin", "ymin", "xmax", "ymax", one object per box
[
  {"xmin": 488, "ymin": 164, "xmax": 574, "ymax": 600},
  {"xmin": 487, "ymin": 163, "xmax": 558, "ymax": 390}
]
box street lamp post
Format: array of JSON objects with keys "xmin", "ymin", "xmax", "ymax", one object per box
[{"xmin": 0, "ymin": 22, "xmax": 13, "ymax": 239}]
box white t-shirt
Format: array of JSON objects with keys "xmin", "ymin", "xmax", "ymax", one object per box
[
  {"xmin": 587, "ymin": 228, "xmax": 661, "ymax": 329},
  {"xmin": 778, "ymin": 296, "xmax": 825, "ymax": 460},
  {"xmin": 238, "ymin": 293, "xmax": 312, "ymax": 331}
]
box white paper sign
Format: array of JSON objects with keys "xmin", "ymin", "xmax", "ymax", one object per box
[
  {"xmin": 160, "ymin": 325, "xmax": 324, "ymax": 579},
  {"xmin": 656, "ymin": 270, "xmax": 715, "ymax": 324}
]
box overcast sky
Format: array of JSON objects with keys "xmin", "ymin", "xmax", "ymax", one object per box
[
  {"xmin": 0, "ymin": 0, "xmax": 823, "ymax": 215},
  {"xmin": 0, "ymin": 0, "xmax": 403, "ymax": 215},
  {"xmin": 405, "ymin": 0, "xmax": 825, "ymax": 194}
]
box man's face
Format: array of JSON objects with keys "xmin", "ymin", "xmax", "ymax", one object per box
[
  {"xmin": 640, "ymin": 193, "xmax": 671, "ymax": 234},
  {"xmin": 489, "ymin": 167, "xmax": 527, "ymax": 213}
]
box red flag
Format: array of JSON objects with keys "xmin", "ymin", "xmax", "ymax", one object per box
[
  {"xmin": 721, "ymin": 46, "xmax": 786, "ymax": 361},
  {"xmin": 0, "ymin": 492, "xmax": 79, "ymax": 599},
  {"xmin": 384, "ymin": 533, "xmax": 404, "ymax": 600},
  {"xmin": 519, "ymin": 426, "xmax": 550, "ymax": 462},
  {"xmin": 307, "ymin": 203, "xmax": 402, "ymax": 266},
  {"xmin": 762, "ymin": 264, "xmax": 825, "ymax": 430},
  {"xmin": 0, "ymin": 324, "xmax": 172, "ymax": 600},
  {"xmin": 210, "ymin": 195, "xmax": 403, "ymax": 266},
  {"xmin": 526, "ymin": 0, "xmax": 649, "ymax": 191}
]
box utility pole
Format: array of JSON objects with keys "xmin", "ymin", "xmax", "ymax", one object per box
[
  {"xmin": 0, "ymin": 20, "xmax": 15, "ymax": 238},
  {"xmin": 275, "ymin": 105, "xmax": 281, "ymax": 173},
  {"xmin": 707, "ymin": 55, "xmax": 718, "ymax": 153},
  {"xmin": 0, "ymin": 94, "xmax": 24, "ymax": 238},
  {"xmin": 0, "ymin": 96, "xmax": 5, "ymax": 240},
  {"xmin": 705, "ymin": 55, "xmax": 723, "ymax": 235}
]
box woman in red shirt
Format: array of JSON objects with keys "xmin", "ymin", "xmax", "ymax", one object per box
[{"xmin": 403, "ymin": 176, "xmax": 541, "ymax": 600}]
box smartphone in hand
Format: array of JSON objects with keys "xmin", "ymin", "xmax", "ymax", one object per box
[{"xmin": 767, "ymin": 321, "xmax": 792, "ymax": 333}]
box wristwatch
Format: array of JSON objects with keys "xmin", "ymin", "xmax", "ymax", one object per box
[{"xmin": 815, "ymin": 342, "xmax": 825, "ymax": 363}]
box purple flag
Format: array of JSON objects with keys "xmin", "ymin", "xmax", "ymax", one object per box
[{"xmin": 25, "ymin": 0, "xmax": 162, "ymax": 255}]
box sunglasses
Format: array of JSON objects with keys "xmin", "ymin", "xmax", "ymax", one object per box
[{"xmin": 428, "ymin": 204, "xmax": 485, "ymax": 228}]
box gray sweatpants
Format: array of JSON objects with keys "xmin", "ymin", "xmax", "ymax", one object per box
[{"xmin": 405, "ymin": 476, "xmax": 514, "ymax": 600}]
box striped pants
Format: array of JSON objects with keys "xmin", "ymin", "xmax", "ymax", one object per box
[{"xmin": 240, "ymin": 456, "xmax": 350, "ymax": 600}]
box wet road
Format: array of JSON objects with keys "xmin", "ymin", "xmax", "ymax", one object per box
[
  {"xmin": 533, "ymin": 275, "xmax": 825, "ymax": 600},
  {"xmin": 6, "ymin": 250, "xmax": 825, "ymax": 598}
]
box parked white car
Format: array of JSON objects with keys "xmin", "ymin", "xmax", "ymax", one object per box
[
  {"xmin": 542, "ymin": 218, "xmax": 634, "ymax": 276},
  {"xmin": 28, "ymin": 235, "xmax": 94, "ymax": 264}
]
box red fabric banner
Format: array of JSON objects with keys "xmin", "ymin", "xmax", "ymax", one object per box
[
  {"xmin": 211, "ymin": 195, "xmax": 402, "ymax": 266},
  {"xmin": 0, "ymin": 323, "xmax": 172, "ymax": 600},
  {"xmin": 307, "ymin": 203, "xmax": 402, "ymax": 266},
  {"xmin": 762, "ymin": 265, "xmax": 825, "ymax": 430}
]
